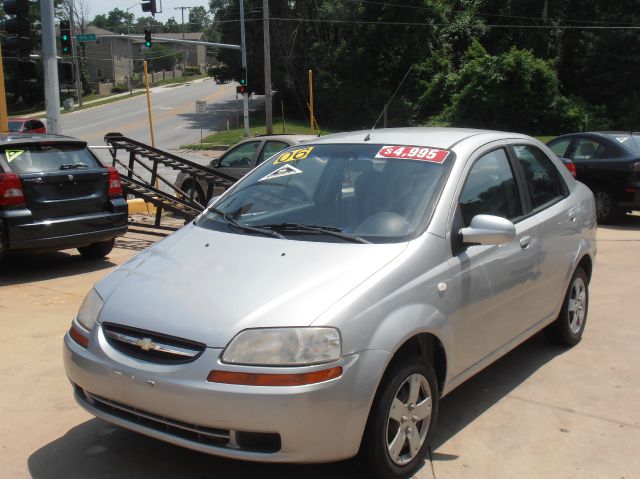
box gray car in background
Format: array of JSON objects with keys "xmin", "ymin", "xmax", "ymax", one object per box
[
  {"xmin": 64, "ymin": 128, "xmax": 596, "ymax": 478},
  {"xmin": 176, "ymin": 134, "xmax": 317, "ymax": 203}
]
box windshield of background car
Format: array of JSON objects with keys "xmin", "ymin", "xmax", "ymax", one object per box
[
  {"xmin": 0, "ymin": 144, "xmax": 101, "ymax": 174},
  {"xmin": 605, "ymin": 133, "xmax": 640, "ymax": 154},
  {"xmin": 197, "ymin": 143, "xmax": 454, "ymax": 243},
  {"xmin": 8, "ymin": 121, "xmax": 22, "ymax": 132}
]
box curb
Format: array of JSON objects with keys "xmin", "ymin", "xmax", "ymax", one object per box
[{"xmin": 127, "ymin": 198, "xmax": 157, "ymax": 215}]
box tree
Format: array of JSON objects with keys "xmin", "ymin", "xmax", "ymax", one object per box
[
  {"xmin": 143, "ymin": 44, "xmax": 179, "ymax": 72},
  {"xmin": 165, "ymin": 17, "xmax": 180, "ymax": 33},
  {"xmin": 188, "ymin": 6, "xmax": 211, "ymax": 33},
  {"xmin": 439, "ymin": 43, "xmax": 582, "ymax": 134}
]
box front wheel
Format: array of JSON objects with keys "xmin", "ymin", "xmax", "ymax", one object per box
[
  {"xmin": 77, "ymin": 239, "xmax": 115, "ymax": 259},
  {"xmin": 545, "ymin": 267, "xmax": 589, "ymax": 346},
  {"xmin": 359, "ymin": 358, "xmax": 438, "ymax": 479}
]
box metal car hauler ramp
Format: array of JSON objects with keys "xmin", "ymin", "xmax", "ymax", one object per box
[{"xmin": 103, "ymin": 134, "xmax": 237, "ymax": 228}]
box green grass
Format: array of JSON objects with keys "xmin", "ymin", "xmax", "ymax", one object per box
[
  {"xmin": 149, "ymin": 74, "xmax": 207, "ymax": 88},
  {"xmin": 537, "ymin": 136, "xmax": 555, "ymax": 143},
  {"xmin": 182, "ymin": 115, "xmax": 326, "ymax": 149}
]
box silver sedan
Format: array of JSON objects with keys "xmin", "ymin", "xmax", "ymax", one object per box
[{"xmin": 64, "ymin": 127, "xmax": 596, "ymax": 479}]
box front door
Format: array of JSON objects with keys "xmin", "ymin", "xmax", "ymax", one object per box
[{"xmin": 447, "ymin": 147, "xmax": 540, "ymax": 377}]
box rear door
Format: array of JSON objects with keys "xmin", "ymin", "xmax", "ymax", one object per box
[{"xmin": 1, "ymin": 143, "xmax": 110, "ymax": 219}]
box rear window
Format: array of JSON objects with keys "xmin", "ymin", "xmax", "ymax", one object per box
[
  {"xmin": 1, "ymin": 144, "xmax": 101, "ymax": 174},
  {"xmin": 605, "ymin": 133, "xmax": 640, "ymax": 154}
]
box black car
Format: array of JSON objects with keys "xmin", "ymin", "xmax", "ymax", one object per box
[
  {"xmin": 547, "ymin": 132, "xmax": 640, "ymax": 223},
  {"xmin": 0, "ymin": 134, "xmax": 128, "ymax": 260}
]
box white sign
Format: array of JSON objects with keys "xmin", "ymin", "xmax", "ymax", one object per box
[{"xmin": 196, "ymin": 100, "xmax": 206, "ymax": 114}]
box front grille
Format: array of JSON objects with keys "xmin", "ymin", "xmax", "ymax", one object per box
[
  {"xmin": 102, "ymin": 323, "xmax": 205, "ymax": 364},
  {"xmin": 76, "ymin": 386, "xmax": 281, "ymax": 453}
]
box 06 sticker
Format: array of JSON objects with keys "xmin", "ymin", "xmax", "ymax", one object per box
[
  {"xmin": 375, "ymin": 145, "xmax": 450, "ymax": 164},
  {"xmin": 273, "ymin": 146, "xmax": 314, "ymax": 165}
]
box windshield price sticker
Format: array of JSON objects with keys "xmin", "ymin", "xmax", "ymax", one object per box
[
  {"xmin": 375, "ymin": 145, "xmax": 450, "ymax": 163},
  {"xmin": 274, "ymin": 146, "xmax": 314, "ymax": 165},
  {"xmin": 5, "ymin": 150, "xmax": 25, "ymax": 162}
]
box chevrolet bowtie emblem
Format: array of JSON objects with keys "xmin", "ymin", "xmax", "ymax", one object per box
[{"xmin": 137, "ymin": 337, "xmax": 156, "ymax": 351}]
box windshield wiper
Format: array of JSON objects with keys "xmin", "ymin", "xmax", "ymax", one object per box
[
  {"xmin": 208, "ymin": 208, "xmax": 285, "ymax": 239},
  {"xmin": 60, "ymin": 163, "xmax": 89, "ymax": 170},
  {"xmin": 258, "ymin": 223, "xmax": 370, "ymax": 244}
]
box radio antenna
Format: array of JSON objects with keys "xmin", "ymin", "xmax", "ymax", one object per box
[{"xmin": 367, "ymin": 63, "xmax": 415, "ymax": 140}]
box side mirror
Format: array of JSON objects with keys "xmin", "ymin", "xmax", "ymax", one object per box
[
  {"xmin": 459, "ymin": 214, "xmax": 516, "ymax": 246},
  {"xmin": 207, "ymin": 196, "xmax": 220, "ymax": 208}
]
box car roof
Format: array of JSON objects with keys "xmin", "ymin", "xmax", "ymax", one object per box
[
  {"xmin": 0, "ymin": 133, "xmax": 85, "ymax": 146},
  {"xmin": 9, "ymin": 117, "xmax": 41, "ymax": 122},
  {"xmin": 308, "ymin": 127, "xmax": 533, "ymax": 150},
  {"xmin": 239, "ymin": 134, "xmax": 319, "ymax": 144}
]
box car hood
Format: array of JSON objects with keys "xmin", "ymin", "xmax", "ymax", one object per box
[{"xmin": 96, "ymin": 224, "xmax": 407, "ymax": 348}]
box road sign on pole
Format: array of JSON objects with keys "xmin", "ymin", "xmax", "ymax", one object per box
[
  {"xmin": 196, "ymin": 100, "xmax": 206, "ymax": 142},
  {"xmin": 75, "ymin": 33, "xmax": 97, "ymax": 42}
]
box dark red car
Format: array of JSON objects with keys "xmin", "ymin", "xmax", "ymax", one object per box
[{"xmin": 8, "ymin": 118, "xmax": 47, "ymax": 134}]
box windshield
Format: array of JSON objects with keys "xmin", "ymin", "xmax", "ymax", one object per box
[
  {"xmin": 1, "ymin": 143, "xmax": 101, "ymax": 174},
  {"xmin": 197, "ymin": 143, "xmax": 453, "ymax": 243},
  {"xmin": 8, "ymin": 121, "xmax": 22, "ymax": 132},
  {"xmin": 605, "ymin": 133, "xmax": 640, "ymax": 154}
]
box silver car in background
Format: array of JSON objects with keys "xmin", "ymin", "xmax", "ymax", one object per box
[{"xmin": 64, "ymin": 128, "xmax": 596, "ymax": 479}]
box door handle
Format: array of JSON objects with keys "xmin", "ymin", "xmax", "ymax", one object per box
[{"xmin": 519, "ymin": 236, "xmax": 531, "ymax": 249}]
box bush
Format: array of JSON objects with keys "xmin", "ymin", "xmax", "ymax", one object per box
[
  {"xmin": 184, "ymin": 66, "xmax": 201, "ymax": 77},
  {"xmin": 111, "ymin": 83, "xmax": 128, "ymax": 93}
]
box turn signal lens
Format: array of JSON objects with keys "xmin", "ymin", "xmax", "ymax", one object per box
[
  {"xmin": 207, "ymin": 367, "xmax": 343, "ymax": 386},
  {"xmin": 69, "ymin": 323, "xmax": 89, "ymax": 348},
  {"xmin": 107, "ymin": 167, "xmax": 123, "ymax": 197},
  {"xmin": 565, "ymin": 162, "xmax": 577, "ymax": 178}
]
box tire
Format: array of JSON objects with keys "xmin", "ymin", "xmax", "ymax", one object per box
[
  {"xmin": 78, "ymin": 239, "xmax": 115, "ymax": 259},
  {"xmin": 593, "ymin": 188, "xmax": 621, "ymax": 224},
  {"xmin": 182, "ymin": 181, "xmax": 205, "ymax": 205},
  {"xmin": 359, "ymin": 358, "xmax": 439, "ymax": 479},
  {"xmin": 544, "ymin": 267, "xmax": 589, "ymax": 346}
]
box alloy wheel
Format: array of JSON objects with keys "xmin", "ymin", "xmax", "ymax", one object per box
[
  {"xmin": 595, "ymin": 191, "xmax": 611, "ymax": 221},
  {"xmin": 568, "ymin": 276, "xmax": 587, "ymax": 334},
  {"xmin": 385, "ymin": 373, "xmax": 432, "ymax": 465}
]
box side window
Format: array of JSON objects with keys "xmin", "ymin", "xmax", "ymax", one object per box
[
  {"xmin": 570, "ymin": 138, "xmax": 604, "ymax": 160},
  {"xmin": 459, "ymin": 149, "xmax": 521, "ymax": 227},
  {"xmin": 219, "ymin": 141, "xmax": 260, "ymax": 168},
  {"xmin": 34, "ymin": 120, "xmax": 45, "ymax": 130},
  {"xmin": 513, "ymin": 145, "xmax": 566, "ymax": 210},
  {"xmin": 257, "ymin": 141, "xmax": 288, "ymax": 165},
  {"xmin": 547, "ymin": 138, "xmax": 571, "ymax": 158}
]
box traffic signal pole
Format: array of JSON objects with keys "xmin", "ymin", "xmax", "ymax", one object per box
[
  {"xmin": 239, "ymin": 0, "xmax": 249, "ymax": 137},
  {"xmin": 0, "ymin": 46, "xmax": 9, "ymax": 133},
  {"xmin": 263, "ymin": 0, "xmax": 272, "ymax": 135},
  {"xmin": 41, "ymin": 0, "xmax": 61, "ymax": 134}
]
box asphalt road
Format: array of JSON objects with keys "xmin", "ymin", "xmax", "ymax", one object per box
[
  {"xmin": 61, "ymin": 79, "xmax": 247, "ymax": 150},
  {"xmin": 1, "ymin": 217, "xmax": 639, "ymax": 478}
]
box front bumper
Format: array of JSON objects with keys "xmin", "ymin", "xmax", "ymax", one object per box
[{"xmin": 63, "ymin": 324, "xmax": 389, "ymax": 463}]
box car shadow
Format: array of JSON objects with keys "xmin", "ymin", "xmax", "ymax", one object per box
[
  {"xmin": 27, "ymin": 333, "xmax": 565, "ymax": 479},
  {"xmin": 599, "ymin": 213, "xmax": 640, "ymax": 231},
  {"xmin": 0, "ymin": 251, "xmax": 115, "ymax": 287}
]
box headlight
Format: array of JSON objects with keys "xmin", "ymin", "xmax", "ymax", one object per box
[
  {"xmin": 76, "ymin": 288, "xmax": 104, "ymax": 331},
  {"xmin": 222, "ymin": 327, "xmax": 341, "ymax": 366}
]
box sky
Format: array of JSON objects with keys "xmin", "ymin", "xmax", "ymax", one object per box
[{"xmin": 84, "ymin": 0, "xmax": 210, "ymax": 23}]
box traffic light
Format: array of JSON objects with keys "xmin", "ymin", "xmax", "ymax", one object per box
[
  {"xmin": 144, "ymin": 29, "xmax": 152, "ymax": 48},
  {"xmin": 58, "ymin": 62, "xmax": 75, "ymax": 84},
  {"xmin": 60, "ymin": 20, "xmax": 72, "ymax": 55},
  {"xmin": 141, "ymin": 0, "xmax": 158, "ymax": 16},
  {"xmin": 3, "ymin": 0, "xmax": 32, "ymax": 55}
]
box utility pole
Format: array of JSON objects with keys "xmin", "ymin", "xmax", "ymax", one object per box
[
  {"xmin": 174, "ymin": 6, "xmax": 192, "ymax": 40},
  {"xmin": 263, "ymin": 0, "xmax": 272, "ymax": 134},
  {"xmin": 69, "ymin": 1, "xmax": 83, "ymax": 107},
  {"xmin": 41, "ymin": 0, "xmax": 61, "ymax": 134},
  {"xmin": 239, "ymin": 0, "xmax": 249, "ymax": 136}
]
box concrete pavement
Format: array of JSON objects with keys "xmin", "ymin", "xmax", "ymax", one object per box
[{"xmin": 0, "ymin": 217, "xmax": 639, "ymax": 478}]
